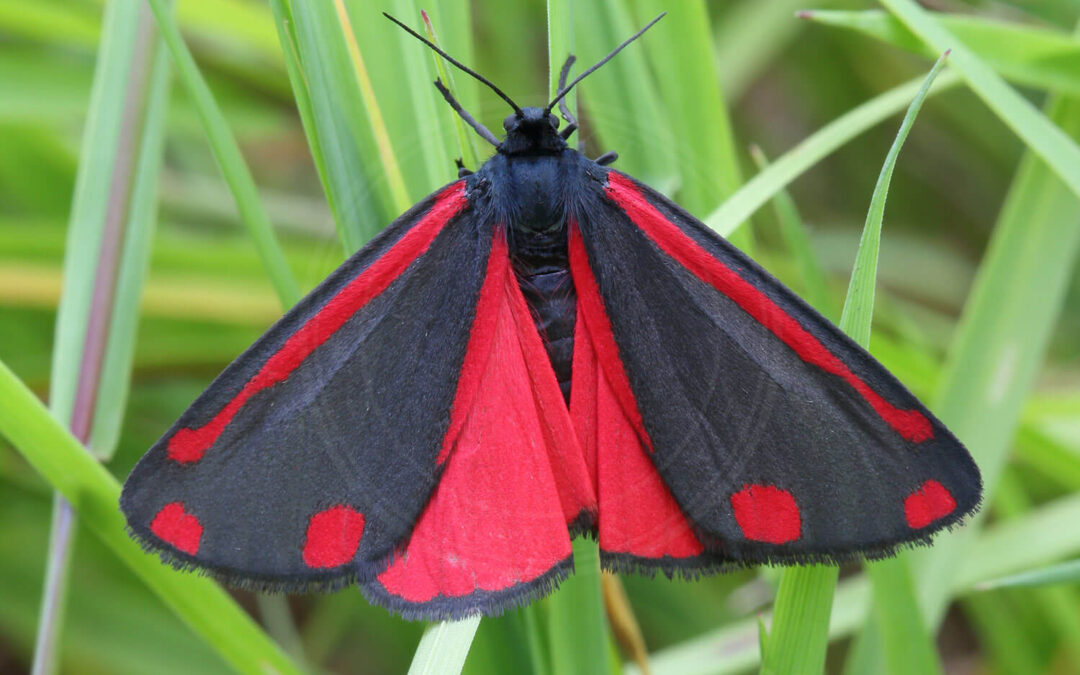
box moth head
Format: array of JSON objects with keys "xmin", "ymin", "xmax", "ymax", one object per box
[{"xmin": 498, "ymin": 107, "xmax": 566, "ymax": 156}]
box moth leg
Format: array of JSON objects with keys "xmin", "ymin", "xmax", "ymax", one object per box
[
  {"xmin": 595, "ymin": 151, "xmax": 618, "ymax": 166},
  {"xmin": 455, "ymin": 158, "xmax": 474, "ymax": 178}
]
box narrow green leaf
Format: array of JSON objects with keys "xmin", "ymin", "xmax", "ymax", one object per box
[
  {"xmin": 879, "ymin": 0, "xmax": 1080, "ymax": 200},
  {"xmin": 748, "ymin": 145, "xmax": 835, "ymax": 319},
  {"xmin": 703, "ymin": 70, "xmax": 961, "ymax": 237},
  {"xmin": 407, "ymin": 617, "xmax": 481, "ymax": 675},
  {"xmin": 547, "ymin": 538, "xmax": 609, "ymax": 675},
  {"xmin": 760, "ymin": 565, "xmax": 838, "ymax": 675},
  {"xmin": 802, "ymin": 9, "xmax": 1080, "ymax": 95},
  {"xmin": 632, "ymin": 0, "xmax": 751, "ymax": 254},
  {"xmin": 0, "ymin": 361, "xmax": 303, "ymax": 675},
  {"xmin": 976, "ymin": 558, "xmax": 1080, "ymax": 591},
  {"xmin": 145, "ymin": 0, "xmax": 300, "ymax": 307},
  {"xmin": 765, "ymin": 56, "xmax": 947, "ymax": 675},
  {"xmin": 839, "ymin": 52, "xmax": 947, "ymax": 345},
  {"xmin": 421, "ymin": 9, "xmax": 479, "ymax": 169},
  {"xmin": 277, "ymin": 2, "xmax": 394, "ymax": 251}
]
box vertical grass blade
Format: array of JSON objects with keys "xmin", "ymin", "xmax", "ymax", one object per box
[
  {"xmin": 421, "ymin": 9, "xmax": 479, "ymax": 169},
  {"xmin": 763, "ymin": 54, "xmax": 947, "ymax": 675},
  {"xmin": 34, "ymin": 3, "xmax": 170, "ymax": 672},
  {"xmin": 145, "ymin": 0, "xmax": 299, "ymax": 306},
  {"xmin": 879, "ymin": 0, "xmax": 1080, "ymax": 200},
  {"xmin": 748, "ymin": 145, "xmax": 835, "ymax": 319},
  {"xmin": 407, "ymin": 617, "xmax": 481, "ymax": 675},
  {"xmin": 547, "ymin": 539, "xmax": 610, "ymax": 675}
]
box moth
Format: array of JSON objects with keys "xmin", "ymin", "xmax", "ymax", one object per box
[{"xmin": 121, "ymin": 14, "xmax": 981, "ymax": 619}]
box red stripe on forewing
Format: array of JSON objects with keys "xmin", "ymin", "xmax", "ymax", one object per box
[
  {"xmin": 604, "ymin": 173, "xmax": 933, "ymax": 443},
  {"xmin": 168, "ymin": 182, "xmax": 469, "ymax": 463},
  {"xmin": 568, "ymin": 220, "xmax": 652, "ymax": 451}
]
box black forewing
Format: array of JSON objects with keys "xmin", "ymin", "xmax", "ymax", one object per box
[
  {"xmin": 121, "ymin": 182, "xmax": 492, "ymax": 590},
  {"xmin": 575, "ymin": 171, "xmax": 981, "ymax": 564}
]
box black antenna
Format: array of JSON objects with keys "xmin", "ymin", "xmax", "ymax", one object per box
[
  {"xmin": 384, "ymin": 13, "xmax": 523, "ymax": 116},
  {"xmin": 545, "ymin": 13, "xmax": 665, "ymax": 115}
]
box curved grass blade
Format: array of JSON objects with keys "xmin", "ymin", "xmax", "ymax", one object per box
[
  {"xmin": 763, "ymin": 53, "xmax": 948, "ymax": 675},
  {"xmin": 801, "ymin": 9, "xmax": 1080, "ymax": 96},
  {"xmin": 703, "ymin": 70, "xmax": 961, "ymax": 237},
  {"xmin": 407, "ymin": 617, "xmax": 480, "ymax": 675},
  {"xmin": 879, "ymin": 0, "xmax": 1080, "ymax": 200},
  {"xmin": 976, "ymin": 557, "xmax": 1080, "ymax": 591},
  {"xmin": 0, "ymin": 361, "xmax": 303, "ymax": 675},
  {"xmin": 145, "ymin": 0, "xmax": 299, "ymax": 307}
]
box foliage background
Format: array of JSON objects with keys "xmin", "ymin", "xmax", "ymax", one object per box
[{"xmin": 1, "ymin": 0, "xmax": 1079, "ymax": 673}]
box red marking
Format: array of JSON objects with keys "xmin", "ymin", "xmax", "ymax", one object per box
[
  {"xmin": 302, "ymin": 505, "xmax": 366, "ymax": 568},
  {"xmin": 150, "ymin": 502, "xmax": 203, "ymax": 555},
  {"xmin": 167, "ymin": 183, "xmax": 469, "ymax": 463},
  {"xmin": 604, "ymin": 173, "xmax": 933, "ymax": 444},
  {"xmin": 730, "ymin": 484, "xmax": 801, "ymax": 544},
  {"xmin": 904, "ymin": 479, "xmax": 956, "ymax": 529},
  {"xmin": 377, "ymin": 231, "xmax": 591, "ymax": 602},
  {"xmin": 571, "ymin": 301, "xmax": 703, "ymax": 558},
  {"xmin": 567, "ymin": 221, "xmax": 651, "ymax": 451}
]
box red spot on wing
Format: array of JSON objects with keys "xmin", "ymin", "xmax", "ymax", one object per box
[
  {"xmin": 376, "ymin": 231, "xmax": 592, "ymax": 603},
  {"xmin": 904, "ymin": 479, "xmax": 956, "ymax": 529},
  {"xmin": 150, "ymin": 502, "xmax": 203, "ymax": 555},
  {"xmin": 604, "ymin": 173, "xmax": 933, "ymax": 444},
  {"xmin": 302, "ymin": 505, "xmax": 366, "ymax": 568},
  {"xmin": 570, "ymin": 223, "xmax": 703, "ymax": 559},
  {"xmin": 730, "ymin": 484, "xmax": 801, "ymax": 544},
  {"xmin": 167, "ymin": 183, "xmax": 469, "ymax": 464}
]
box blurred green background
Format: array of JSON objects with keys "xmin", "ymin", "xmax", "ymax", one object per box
[{"xmin": 2, "ymin": 0, "xmax": 1080, "ymax": 673}]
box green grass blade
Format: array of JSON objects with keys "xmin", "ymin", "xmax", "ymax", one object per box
[
  {"xmin": 976, "ymin": 558, "xmax": 1080, "ymax": 591},
  {"xmin": 407, "ymin": 617, "xmax": 481, "ymax": 675},
  {"xmin": 748, "ymin": 145, "xmax": 835, "ymax": 319},
  {"xmin": 703, "ymin": 70, "xmax": 961, "ymax": 237},
  {"xmin": 801, "ymin": 9, "xmax": 1080, "ymax": 95},
  {"xmin": 421, "ymin": 10, "xmax": 479, "ymax": 169},
  {"xmin": 275, "ymin": 2, "xmax": 393, "ymax": 251},
  {"xmin": 764, "ymin": 56, "xmax": 946, "ymax": 675},
  {"xmin": 839, "ymin": 52, "xmax": 947, "ymax": 345},
  {"xmin": 0, "ymin": 361, "xmax": 303, "ymax": 675},
  {"xmin": 547, "ymin": 538, "xmax": 609, "ymax": 675},
  {"xmin": 633, "ymin": 1, "xmax": 751, "ymax": 254},
  {"xmin": 572, "ymin": 2, "xmax": 673, "ymax": 185},
  {"xmin": 145, "ymin": 0, "xmax": 299, "ymax": 307},
  {"xmin": 879, "ymin": 0, "xmax": 1080, "ymax": 200}
]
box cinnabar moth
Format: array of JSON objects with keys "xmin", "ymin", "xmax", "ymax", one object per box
[{"xmin": 121, "ymin": 13, "xmax": 981, "ymax": 620}]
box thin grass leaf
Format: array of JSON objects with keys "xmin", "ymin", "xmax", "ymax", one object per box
[
  {"xmin": 0, "ymin": 361, "xmax": 303, "ymax": 675},
  {"xmin": 333, "ymin": 0, "xmax": 411, "ymax": 213},
  {"xmin": 801, "ymin": 9, "xmax": 1080, "ymax": 96},
  {"xmin": 547, "ymin": 538, "xmax": 610, "ymax": 675},
  {"xmin": 976, "ymin": 558, "xmax": 1080, "ymax": 591},
  {"xmin": 421, "ymin": 10, "xmax": 479, "ymax": 169},
  {"xmin": 848, "ymin": 24, "xmax": 1080, "ymax": 669},
  {"xmin": 407, "ymin": 617, "xmax": 481, "ymax": 675},
  {"xmin": 34, "ymin": 4, "xmax": 170, "ymax": 672},
  {"xmin": 764, "ymin": 55, "xmax": 947, "ymax": 675},
  {"xmin": 879, "ymin": 0, "xmax": 1080, "ymax": 200},
  {"xmin": 633, "ymin": 0, "xmax": 751, "ymax": 255},
  {"xmin": 703, "ymin": 70, "xmax": 961, "ymax": 237},
  {"xmin": 145, "ymin": 0, "xmax": 299, "ymax": 307},
  {"xmin": 748, "ymin": 145, "xmax": 835, "ymax": 319},
  {"xmin": 277, "ymin": 2, "xmax": 394, "ymax": 251}
]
